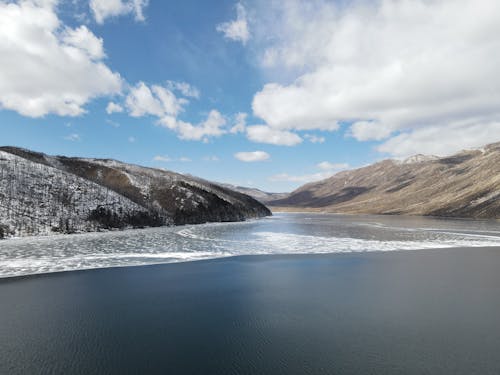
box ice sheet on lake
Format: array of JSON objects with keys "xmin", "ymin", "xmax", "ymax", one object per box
[{"xmin": 1, "ymin": 213, "xmax": 500, "ymax": 278}]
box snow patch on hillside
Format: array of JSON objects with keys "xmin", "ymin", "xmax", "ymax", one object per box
[{"xmin": 0, "ymin": 151, "xmax": 163, "ymax": 238}]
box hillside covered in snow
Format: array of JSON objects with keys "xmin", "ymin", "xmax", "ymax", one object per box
[{"xmin": 0, "ymin": 147, "xmax": 271, "ymax": 238}]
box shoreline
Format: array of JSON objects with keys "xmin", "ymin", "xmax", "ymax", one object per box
[
  {"xmin": 0, "ymin": 215, "xmax": 268, "ymax": 242},
  {"xmin": 2, "ymin": 245, "xmax": 499, "ymax": 282},
  {"xmin": 270, "ymin": 206, "xmax": 500, "ymax": 222},
  {"xmin": 3, "ymin": 211, "xmax": 500, "ymax": 280},
  {"xmin": 2, "ymin": 210, "xmax": 498, "ymax": 242}
]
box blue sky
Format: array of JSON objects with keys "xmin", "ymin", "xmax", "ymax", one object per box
[{"xmin": 1, "ymin": 0, "xmax": 499, "ymax": 192}]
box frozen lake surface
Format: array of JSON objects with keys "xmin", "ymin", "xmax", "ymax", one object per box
[{"xmin": 1, "ymin": 213, "xmax": 500, "ymax": 278}]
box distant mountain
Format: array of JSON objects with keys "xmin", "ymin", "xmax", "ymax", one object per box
[
  {"xmin": 270, "ymin": 142, "xmax": 500, "ymax": 219},
  {"xmin": 0, "ymin": 147, "xmax": 271, "ymax": 238},
  {"xmin": 218, "ymin": 183, "xmax": 288, "ymax": 203}
]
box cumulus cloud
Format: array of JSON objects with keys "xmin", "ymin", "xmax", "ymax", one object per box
[
  {"xmin": 251, "ymin": 0, "xmax": 500, "ymax": 155},
  {"xmin": 116, "ymin": 81, "xmax": 227, "ymax": 141},
  {"xmin": 106, "ymin": 101, "xmax": 123, "ymax": 114},
  {"xmin": 304, "ymin": 134, "xmax": 325, "ymax": 144},
  {"xmin": 246, "ymin": 125, "xmax": 302, "ymax": 146},
  {"xmin": 126, "ymin": 81, "xmax": 186, "ymax": 118},
  {"xmin": 377, "ymin": 120, "xmax": 500, "ymax": 158},
  {"xmin": 348, "ymin": 121, "xmax": 393, "ymax": 142},
  {"xmin": 216, "ymin": 2, "xmax": 250, "ymax": 44},
  {"xmin": 90, "ymin": 0, "xmax": 149, "ymax": 24},
  {"xmin": 316, "ymin": 161, "xmax": 349, "ymax": 171},
  {"xmin": 230, "ymin": 112, "xmax": 247, "ymax": 133},
  {"xmin": 63, "ymin": 25, "xmax": 105, "ymax": 59},
  {"xmin": 270, "ymin": 160, "xmax": 349, "ymax": 183},
  {"xmin": 0, "ymin": 0, "xmax": 122, "ymax": 117},
  {"xmin": 234, "ymin": 151, "xmax": 270, "ymax": 162},
  {"xmin": 158, "ymin": 110, "xmax": 227, "ymax": 142},
  {"xmin": 166, "ymin": 81, "xmax": 200, "ymax": 99}
]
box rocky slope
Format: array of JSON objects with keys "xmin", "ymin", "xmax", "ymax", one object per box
[
  {"xmin": 0, "ymin": 147, "xmax": 271, "ymax": 238},
  {"xmin": 270, "ymin": 142, "xmax": 500, "ymax": 219},
  {"xmin": 218, "ymin": 183, "xmax": 288, "ymax": 203}
]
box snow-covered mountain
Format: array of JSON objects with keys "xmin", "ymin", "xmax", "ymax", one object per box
[{"xmin": 0, "ymin": 147, "xmax": 271, "ymax": 238}]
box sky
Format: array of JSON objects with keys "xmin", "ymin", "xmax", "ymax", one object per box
[{"xmin": 1, "ymin": 0, "xmax": 500, "ymax": 192}]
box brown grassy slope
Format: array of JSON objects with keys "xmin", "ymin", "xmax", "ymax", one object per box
[{"xmin": 270, "ymin": 142, "xmax": 500, "ymax": 219}]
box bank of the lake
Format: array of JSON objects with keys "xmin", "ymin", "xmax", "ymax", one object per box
[{"xmin": 1, "ymin": 248, "xmax": 500, "ymax": 375}]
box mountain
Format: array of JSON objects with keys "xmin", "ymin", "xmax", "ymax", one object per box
[
  {"xmin": 0, "ymin": 147, "xmax": 271, "ymax": 238},
  {"xmin": 270, "ymin": 142, "xmax": 500, "ymax": 219},
  {"xmin": 217, "ymin": 183, "xmax": 288, "ymax": 203}
]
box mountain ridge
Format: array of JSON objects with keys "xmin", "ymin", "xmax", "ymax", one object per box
[
  {"xmin": 269, "ymin": 142, "xmax": 500, "ymax": 219},
  {"xmin": 216, "ymin": 183, "xmax": 288, "ymax": 203},
  {"xmin": 0, "ymin": 146, "xmax": 271, "ymax": 238}
]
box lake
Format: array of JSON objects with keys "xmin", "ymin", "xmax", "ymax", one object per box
[
  {"xmin": 1, "ymin": 213, "xmax": 500, "ymax": 278},
  {"xmin": 1, "ymin": 213, "xmax": 500, "ymax": 374}
]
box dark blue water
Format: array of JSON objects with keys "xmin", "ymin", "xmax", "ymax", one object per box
[{"xmin": 1, "ymin": 248, "xmax": 500, "ymax": 374}]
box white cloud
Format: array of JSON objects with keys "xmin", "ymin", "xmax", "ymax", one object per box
[
  {"xmin": 62, "ymin": 25, "xmax": 105, "ymax": 60},
  {"xmin": 90, "ymin": 0, "xmax": 149, "ymax": 24},
  {"xmin": 230, "ymin": 112, "xmax": 247, "ymax": 133},
  {"xmin": 270, "ymin": 160, "xmax": 349, "ymax": 183},
  {"xmin": 126, "ymin": 81, "xmax": 187, "ymax": 118},
  {"xmin": 316, "ymin": 161, "xmax": 349, "ymax": 171},
  {"xmin": 106, "ymin": 101, "xmax": 123, "ymax": 114},
  {"xmin": 121, "ymin": 81, "xmax": 226, "ymax": 141},
  {"xmin": 0, "ymin": 0, "xmax": 122, "ymax": 117},
  {"xmin": 128, "ymin": 136, "xmax": 135, "ymax": 143},
  {"xmin": 304, "ymin": 134, "xmax": 325, "ymax": 144},
  {"xmin": 348, "ymin": 121, "xmax": 393, "ymax": 142},
  {"xmin": 166, "ymin": 81, "xmax": 200, "ymax": 99},
  {"xmin": 234, "ymin": 151, "xmax": 270, "ymax": 162},
  {"xmin": 246, "ymin": 125, "xmax": 302, "ymax": 146},
  {"xmin": 377, "ymin": 120, "xmax": 500, "ymax": 158},
  {"xmin": 216, "ymin": 2, "xmax": 250, "ymax": 45},
  {"xmin": 64, "ymin": 133, "xmax": 81, "ymax": 141},
  {"xmin": 251, "ymin": 0, "xmax": 500, "ymax": 155},
  {"xmin": 253, "ymin": 83, "xmax": 340, "ymax": 132},
  {"xmin": 158, "ymin": 110, "xmax": 227, "ymax": 141},
  {"xmin": 178, "ymin": 156, "xmax": 192, "ymax": 162}
]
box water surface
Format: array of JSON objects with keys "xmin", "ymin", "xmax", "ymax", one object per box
[
  {"xmin": 1, "ymin": 249, "xmax": 500, "ymax": 374},
  {"xmin": 1, "ymin": 213, "xmax": 500, "ymax": 277}
]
